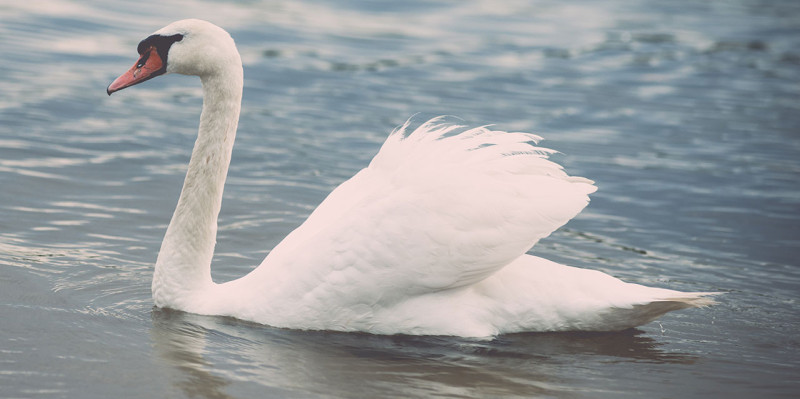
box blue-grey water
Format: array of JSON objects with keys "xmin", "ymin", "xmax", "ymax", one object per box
[{"xmin": 2, "ymin": 0, "xmax": 799, "ymax": 397}]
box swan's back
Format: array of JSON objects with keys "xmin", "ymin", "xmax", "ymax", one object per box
[{"xmin": 220, "ymin": 118, "xmax": 600, "ymax": 331}]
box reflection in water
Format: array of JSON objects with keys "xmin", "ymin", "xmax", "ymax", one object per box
[
  {"xmin": 151, "ymin": 310, "xmax": 233, "ymax": 399},
  {"xmin": 151, "ymin": 309, "xmax": 697, "ymax": 398}
]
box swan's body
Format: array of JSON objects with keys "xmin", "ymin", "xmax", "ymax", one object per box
[{"xmin": 108, "ymin": 19, "xmax": 715, "ymax": 337}]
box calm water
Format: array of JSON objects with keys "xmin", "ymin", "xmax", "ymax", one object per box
[{"xmin": 2, "ymin": 0, "xmax": 799, "ymax": 397}]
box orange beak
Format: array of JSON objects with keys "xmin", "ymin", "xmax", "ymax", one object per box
[{"xmin": 107, "ymin": 46, "xmax": 165, "ymax": 95}]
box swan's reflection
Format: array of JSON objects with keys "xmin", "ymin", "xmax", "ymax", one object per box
[
  {"xmin": 150, "ymin": 310, "xmax": 233, "ymax": 399},
  {"xmin": 151, "ymin": 309, "xmax": 698, "ymax": 398}
]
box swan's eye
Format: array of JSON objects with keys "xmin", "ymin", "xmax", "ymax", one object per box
[{"xmin": 136, "ymin": 49, "xmax": 152, "ymax": 68}]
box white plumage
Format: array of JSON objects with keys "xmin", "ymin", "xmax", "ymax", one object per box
[{"xmin": 109, "ymin": 19, "xmax": 715, "ymax": 338}]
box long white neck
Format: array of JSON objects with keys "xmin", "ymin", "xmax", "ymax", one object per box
[{"xmin": 152, "ymin": 66, "xmax": 243, "ymax": 309}]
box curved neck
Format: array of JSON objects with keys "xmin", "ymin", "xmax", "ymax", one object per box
[{"xmin": 152, "ymin": 66, "xmax": 243, "ymax": 308}]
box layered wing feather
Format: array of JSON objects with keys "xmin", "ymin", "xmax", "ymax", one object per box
[{"xmin": 246, "ymin": 117, "xmax": 596, "ymax": 318}]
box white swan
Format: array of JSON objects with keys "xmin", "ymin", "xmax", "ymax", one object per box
[{"xmin": 108, "ymin": 19, "xmax": 715, "ymax": 337}]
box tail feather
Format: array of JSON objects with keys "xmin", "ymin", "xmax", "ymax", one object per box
[
  {"xmin": 656, "ymin": 291, "xmax": 719, "ymax": 308},
  {"xmin": 599, "ymin": 292, "xmax": 719, "ymax": 331}
]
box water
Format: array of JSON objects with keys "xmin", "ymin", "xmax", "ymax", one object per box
[{"xmin": 1, "ymin": 0, "xmax": 799, "ymax": 397}]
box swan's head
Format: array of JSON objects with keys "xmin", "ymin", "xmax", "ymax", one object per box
[{"xmin": 107, "ymin": 19, "xmax": 241, "ymax": 95}]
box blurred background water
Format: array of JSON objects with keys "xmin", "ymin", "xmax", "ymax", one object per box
[{"xmin": 1, "ymin": 0, "xmax": 799, "ymax": 397}]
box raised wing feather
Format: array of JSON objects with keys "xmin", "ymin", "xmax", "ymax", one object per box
[{"xmin": 254, "ymin": 117, "xmax": 596, "ymax": 308}]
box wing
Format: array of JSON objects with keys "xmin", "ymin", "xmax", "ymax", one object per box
[{"xmin": 251, "ymin": 117, "xmax": 596, "ymax": 307}]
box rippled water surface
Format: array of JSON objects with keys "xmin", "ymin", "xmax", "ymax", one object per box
[{"xmin": 2, "ymin": 0, "xmax": 799, "ymax": 397}]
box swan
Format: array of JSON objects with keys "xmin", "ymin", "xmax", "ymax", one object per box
[{"xmin": 107, "ymin": 19, "xmax": 715, "ymax": 337}]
